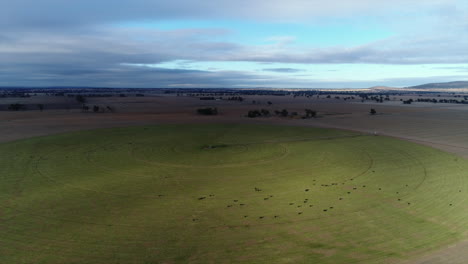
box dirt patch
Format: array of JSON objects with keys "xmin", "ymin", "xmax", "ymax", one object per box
[{"xmin": 401, "ymin": 240, "xmax": 468, "ymax": 264}]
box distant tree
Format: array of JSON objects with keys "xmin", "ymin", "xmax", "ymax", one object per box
[
  {"xmin": 247, "ymin": 110, "xmax": 261, "ymax": 118},
  {"xmin": 197, "ymin": 107, "xmax": 218, "ymax": 115},
  {"xmin": 260, "ymin": 109, "xmax": 270, "ymax": 116},
  {"xmin": 228, "ymin": 96, "xmax": 244, "ymax": 102},
  {"xmin": 199, "ymin": 97, "xmax": 215, "ymax": 100},
  {"xmin": 75, "ymin": 95, "xmax": 86, "ymax": 104},
  {"xmin": 280, "ymin": 109, "xmax": 288, "ymax": 117},
  {"xmin": 37, "ymin": 104, "xmax": 44, "ymax": 112},
  {"xmin": 82, "ymin": 105, "xmax": 89, "ymax": 112},
  {"xmin": 246, "ymin": 109, "xmax": 271, "ymax": 118},
  {"xmin": 370, "ymin": 108, "xmax": 377, "ymax": 115},
  {"xmin": 8, "ymin": 103, "xmax": 25, "ymax": 111},
  {"xmin": 93, "ymin": 105, "xmax": 100, "ymax": 112},
  {"xmin": 304, "ymin": 109, "xmax": 317, "ymax": 118}
]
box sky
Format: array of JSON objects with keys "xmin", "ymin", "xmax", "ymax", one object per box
[{"xmin": 1, "ymin": 0, "xmax": 467, "ymax": 88}]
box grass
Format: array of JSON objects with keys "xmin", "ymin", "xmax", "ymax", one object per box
[{"xmin": 0, "ymin": 124, "xmax": 467, "ymax": 263}]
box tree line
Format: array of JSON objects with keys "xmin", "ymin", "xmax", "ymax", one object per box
[{"xmin": 246, "ymin": 108, "xmax": 317, "ymax": 119}]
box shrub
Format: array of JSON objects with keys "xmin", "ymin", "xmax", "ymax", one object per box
[
  {"xmin": 247, "ymin": 110, "xmax": 261, "ymax": 118},
  {"xmin": 197, "ymin": 107, "xmax": 218, "ymax": 115},
  {"xmin": 8, "ymin": 103, "xmax": 25, "ymax": 111},
  {"xmin": 304, "ymin": 109, "xmax": 317, "ymax": 118}
]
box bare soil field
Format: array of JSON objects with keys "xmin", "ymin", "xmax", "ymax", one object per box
[
  {"xmin": 1, "ymin": 93, "xmax": 468, "ymax": 263},
  {"xmin": 2, "ymin": 94, "xmax": 468, "ymax": 159}
]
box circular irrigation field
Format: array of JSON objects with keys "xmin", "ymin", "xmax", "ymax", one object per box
[{"xmin": 1, "ymin": 124, "xmax": 467, "ymax": 264}]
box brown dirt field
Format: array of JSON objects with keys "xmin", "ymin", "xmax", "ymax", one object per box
[{"xmin": 1, "ymin": 93, "xmax": 468, "ymax": 263}]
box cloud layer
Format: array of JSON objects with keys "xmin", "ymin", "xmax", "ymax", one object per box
[
  {"xmin": 1, "ymin": 0, "xmax": 467, "ymax": 87},
  {"xmin": 2, "ymin": 0, "xmax": 457, "ymax": 27}
]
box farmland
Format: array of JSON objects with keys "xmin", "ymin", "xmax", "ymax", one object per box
[{"xmin": 1, "ymin": 124, "xmax": 467, "ymax": 263}]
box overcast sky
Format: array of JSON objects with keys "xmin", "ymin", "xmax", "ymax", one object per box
[{"xmin": 1, "ymin": 0, "xmax": 467, "ymax": 88}]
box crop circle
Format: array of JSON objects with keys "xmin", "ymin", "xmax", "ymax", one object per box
[{"xmin": 1, "ymin": 124, "xmax": 467, "ymax": 263}]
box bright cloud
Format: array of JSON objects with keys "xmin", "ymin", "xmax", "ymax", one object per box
[{"xmin": 0, "ymin": 0, "xmax": 467, "ymax": 88}]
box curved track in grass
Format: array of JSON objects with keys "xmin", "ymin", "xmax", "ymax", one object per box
[{"xmin": 0, "ymin": 124, "xmax": 467, "ymax": 264}]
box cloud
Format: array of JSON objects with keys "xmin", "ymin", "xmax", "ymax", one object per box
[
  {"xmin": 1, "ymin": 0, "xmax": 457, "ymax": 30},
  {"xmin": 432, "ymin": 66, "xmax": 468, "ymax": 72},
  {"xmin": 1, "ymin": 0, "xmax": 466, "ymax": 87},
  {"xmin": 1, "ymin": 58, "xmax": 464, "ymax": 89},
  {"xmin": 263, "ymin": 68, "xmax": 305, "ymax": 73},
  {"xmin": 4, "ymin": 26, "xmax": 466, "ymax": 67},
  {"xmin": 1, "ymin": 25, "xmax": 467, "ymax": 88}
]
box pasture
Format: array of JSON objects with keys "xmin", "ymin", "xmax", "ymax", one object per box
[{"xmin": 0, "ymin": 124, "xmax": 467, "ymax": 263}]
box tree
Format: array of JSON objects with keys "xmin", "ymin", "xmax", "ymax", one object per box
[
  {"xmin": 37, "ymin": 104, "xmax": 44, "ymax": 111},
  {"xmin": 304, "ymin": 109, "xmax": 317, "ymax": 118},
  {"xmin": 75, "ymin": 95, "xmax": 86, "ymax": 104},
  {"xmin": 197, "ymin": 107, "xmax": 218, "ymax": 115},
  {"xmin": 370, "ymin": 108, "xmax": 377, "ymax": 115},
  {"xmin": 260, "ymin": 109, "xmax": 270, "ymax": 116},
  {"xmin": 247, "ymin": 110, "xmax": 261, "ymax": 118},
  {"xmin": 93, "ymin": 105, "xmax": 100, "ymax": 112},
  {"xmin": 8, "ymin": 103, "xmax": 25, "ymax": 111},
  {"xmin": 280, "ymin": 109, "xmax": 288, "ymax": 117}
]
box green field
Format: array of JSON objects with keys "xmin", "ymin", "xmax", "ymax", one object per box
[{"xmin": 1, "ymin": 124, "xmax": 468, "ymax": 263}]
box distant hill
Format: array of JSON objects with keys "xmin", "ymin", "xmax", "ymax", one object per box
[{"xmin": 408, "ymin": 81, "xmax": 468, "ymax": 89}]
